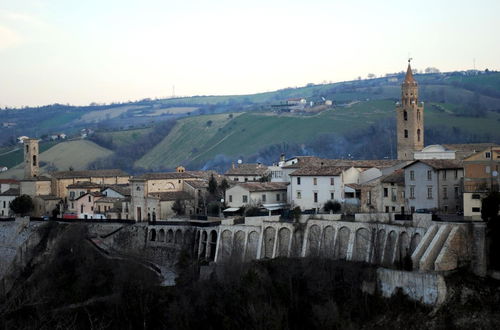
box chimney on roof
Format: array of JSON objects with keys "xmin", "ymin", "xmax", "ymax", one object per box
[
  {"xmin": 280, "ymin": 153, "xmax": 285, "ymax": 162},
  {"xmin": 232, "ymin": 162, "xmax": 235, "ymax": 169}
]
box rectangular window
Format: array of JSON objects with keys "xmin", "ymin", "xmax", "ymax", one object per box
[
  {"xmin": 330, "ymin": 192, "xmax": 334, "ymax": 200},
  {"xmin": 330, "ymin": 177, "xmax": 334, "ymax": 185},
  {"xmin": 443, "ymin": 187, "xmax": 448, "ymax": 199},
  {"xmin": 234, "ymin": 178, "xmax": 239, "ymax": 181},
  {"xmin": 2, "ymin": 201, "xmax": 5, "ymax": 208},
  {"xmin": 242, "ymin": 195, "xmax": 248, "ymax": 203},
  {"xmin": 485, "ymin": 152, "xmax": 491, "ymax": 159},
  {"xmin": 383, "ymin": 188, "xmax": 388, "ymax": 197},
  {"xmin": 392, "ymin": 206, "xmax": 396, "ymax": 212},
  {"xmin": 427, "ymin": 170, "xmax": 432, "ymax": 181},
  {"xmin": 410, "ymin": 170, "xmax": 415, "ymax": 181},
  {"xmin": 229, "ymin": 195, "xmax": 232, "ymax": 203},
  {"xmin": 297, "ymin": 191, "xmax": 301, "ymax": 199},
  {"xmin": 391, "ymin": 188, "xmax": 397, "ymax": 202},
  {"xmin": 368, "ymin": 191, "xmax": 372, "ymax": 205},
  {"xmin": 385, "ymin": 206, "xmax": 389, "ymax": 213},
  {"xmin": 262, "ymin": 194, "xmax": 266, "ymax": 202},
  {"xmin": 276, "ymin": 194, "xmax": 280, "ymax": 201},
  {"xmin": 297, "ymin": 177, "xmax": 301, "ymax": 185},
  {"xmin": 472, "ymin": 194, "xmax": 481, "ymax": 199},
  {"xmin": 442, "ymin": 171, "xmax": 447, "ymax": 180},
  {"xmin": 313, "ymin": 177, "xmax": 317, "ymax": 185},
  {"xmin": 472, "ymin": 207, "xmax": 481, "ymax": 213},
  {"xmin": 88, "ymin": 195, "xmax": 91, "ymax": 202},
  {"xmin": 454, "ymin": 170, "xmax": 458, "ymax": 179},
  {"xmin": 454, "ymin": 187, "xmax": 459, "ymax": 199},
  {"xmin": 410, "ymin": 186, "xmax": 415, "ymax": 199},
  {"xmin": 427, "ymin": 186, "xmax": 433, "ymax": 199},
  {"xmin": 314, "ymin": 192, "xmax": 318, "ymax": 203}
]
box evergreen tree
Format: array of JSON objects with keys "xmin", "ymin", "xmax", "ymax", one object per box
[{"xmin": 10, "ymin": 195, "xmax": 34, "ymax": 216}]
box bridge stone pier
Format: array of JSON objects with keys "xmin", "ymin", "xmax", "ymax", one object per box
[{"xmin": 193, "ymin": 214, "xmax": 472, "ymax": 272}]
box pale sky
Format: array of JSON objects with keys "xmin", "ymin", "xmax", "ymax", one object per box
[{"xmin": 1, "ymin": 0, "xmax": 499, "ymax": 107}]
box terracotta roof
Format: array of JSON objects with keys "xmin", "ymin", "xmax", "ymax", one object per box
[
  {"xmin": 282, "ymin": 156, "xmax": 326, "ymax": 169},
  {"xmin": 0, "ymin": 188, "xmax": 20, "ymax": 196},
  {"xmin": 381, "ymin": 169, "xmax": 405, "ymax": 184},
  {"xmin": 21, "ymin": 176, "xmax": 52, "ymax": 182},
  {"xmin": 0, "ymin": 179, "xmax": 19, "ymax": 184},
  {"xmin": 102, "ymin": 184, "xmax": 131, "ymax": 197},
  {"xmin": 67, "ymin": 181, "xmax": 102, "ymax": 189},
  {"xmin": 51, "ymin": 169, "xmax": 128, "ymax": 179},
  {"xmin": 443, "ymin": 143, "xmax": 499, "ymax": 160},
  {"xmin": 36, "ymin": 195, "xmax": 61, "ymax": 201},
  {"xmin": 149, "ymin": 191, "xmax": 193, "ymax": 201},
  {"xmin": 75, "ymin": 191, "xmax": 104, "ymax": 201},
  {"xmin": 184, "ymin": 180, "xmax": 208, "ymax": 189},
  {"xmin": 283, "ymin": 157, "xmax": 404, "ymax": 169},
  {"xmin": 346, "ymin": 183, "xmax": 364, "ymax": 190},
  {"xmin": 94, "ymin": 197, "xmax": 122, "ymax": 203},
  {"xmin": 132, "ymin": 171, "xmax": 201, "ymax": 181},
  {"xmin": 289, "ymin": 166, "xmax": 346, "ymax": 176},
  {"xmin": 403, "ymin": 160, "xmax": 463, "ymax": 170},
  {"xmin": 234, "ymin": 182, "xmax": 288, "ymax": 192},
  {"xmin": 225, "ymin": 164, "xmax": 269, "ymax": 176}
]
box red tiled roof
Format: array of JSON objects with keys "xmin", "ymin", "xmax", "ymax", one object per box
[{"xmin": 234, "ymin": 182, "xmax": 288, "ymax": 192}]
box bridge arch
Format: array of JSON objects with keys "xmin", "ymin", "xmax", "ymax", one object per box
[
  {"xmin": 353, "ymin": 227, "xmax": 370, "ymax": 262},
  {"xmin": 277, "ymin": 227, "xmax": 291, "ymax": 257},
  {"xmin": 246, "ymin": 231, "xmax": 259, "ymax": 261},
  {"xmin": 320, "ymin": 226, "xmax": 335, "ymax": 258},
  {"xmin": 335, "ymin": 226, "xmax": 350, "ymax": 260},
  {"xmin": 262, "ymin": 226, "xmax": 276, "ymax": 258}
]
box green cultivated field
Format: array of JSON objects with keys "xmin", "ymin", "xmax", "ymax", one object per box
[
  {"xmin": 135, "ymin": 113, "xmax": 241, "ymax": 169},
  {"xmin": 100, "ymin": 127, "xmax": 153, "ymax": 148},
  {"xmin": 0, "ymin": 140, "xmax": 114, "ymax": 179},
  {"xmin": 134, "ymin": 99, "xmax": 500, "ymax": 169},
  {"xmin": 0, "ymin": 142, "xmax": 58, "ymax": 169}
]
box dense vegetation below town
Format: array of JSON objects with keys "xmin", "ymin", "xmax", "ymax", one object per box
[
  {"xmin": 2, "ymin": 70, "xmax": 500, "ymax": 177},
  {"xmin": 1, "ymin": 223, "xmax": 500, "ymax": 329}
]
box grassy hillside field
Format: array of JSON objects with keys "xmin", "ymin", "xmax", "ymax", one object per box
[
  {"xmin": 0, "ymin": 140, "xmax": 114, "ymax": 179},
  {"xmin": 99, "ymin": 127, "xmax": 153, "ymax": 148},
  {"xmin": 134, "ymin": 99, "xmax": 500, "ymax": 169},
  {"xmin": 2, "ymin": 71, "xmax": 500, "ymax": 172}
]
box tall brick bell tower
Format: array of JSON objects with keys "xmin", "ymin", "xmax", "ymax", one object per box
[{"xmin": 396, "ymin": 60, "xmax": 424, "ymax": 160}]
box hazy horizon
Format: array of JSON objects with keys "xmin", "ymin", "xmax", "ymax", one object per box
[{"xmin": 1, "ymin": 0, "xmax": 499, "ymax": 108}]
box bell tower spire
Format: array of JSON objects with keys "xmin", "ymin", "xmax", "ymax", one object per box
[{"xmin": 396, "ymin": 60, "xmax": 424, "ymax": 160}]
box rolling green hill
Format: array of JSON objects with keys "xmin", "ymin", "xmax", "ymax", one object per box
[
  {"xmin": 2, "ymin": 70, "xmax": 500, "ymax": 172},
  {"xmin": 134, "ymin": 99, "xmax": 500, "ymax": 169},
  {"xmin": 0, "ymin": 140, "xmax": 114, "ymax": 179}
]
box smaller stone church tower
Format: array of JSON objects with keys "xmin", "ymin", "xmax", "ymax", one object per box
[
  {"xmin": 24, "ymin": 138, "xmax": 40, "ymax": 179},
  {"xmin": 396, "ymin": 61, "xmax": 424, "ymax": 160}
]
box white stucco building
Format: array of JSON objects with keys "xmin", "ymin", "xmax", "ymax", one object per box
[{"xmin": 288, "ymin": 166, "xmax": 344, "ymax": 211}]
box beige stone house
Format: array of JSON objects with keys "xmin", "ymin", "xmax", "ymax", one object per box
[
  {"xmin": 225, "ymin": 182, "xmax": 288, "ymax": 209},
  {"xmin": 49, "ymin": 169, "xmax": 130, "ymax": 200},
  {"xmin": 74, "ymin": 191, "xmax": 103, "ymax": 219},
  {"xmin": 463, "ymin": 146, "xmax": 500, "ymax": 220},
  {"xmin": 357, "ymin": 170, "xmax": 406, "ymax": 214},
  {"xmin": 130, "ymin": 170, "xmax": 211, "ymax": 221}
]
